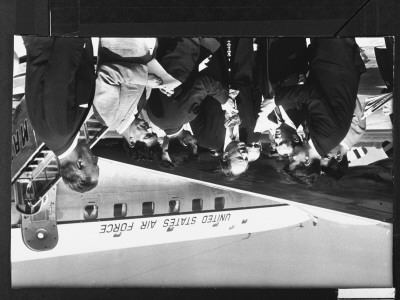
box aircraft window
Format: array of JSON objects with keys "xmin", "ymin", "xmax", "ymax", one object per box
[
  {"xmin": 192, "ymin": 198, "xmax": 203, "ymax": 212},
  {"xmin": 169, "ymin": 200, "xmax": 180, "ymax": 213},
  {"xmin": 214, "ymin": 197, "xmax": 225, "ymax": 210},
  {"xmin": 142, "ymin": 202, "xmax": 155, "ymax": 216},
  {"xmin": 84, "ymin": 205, "xmax": 98, "ymax": 220},
  {"xmin": 114, "ymin": 203, "xmax": 127, "ymax": 218}
]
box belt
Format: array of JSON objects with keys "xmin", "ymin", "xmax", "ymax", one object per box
[{"xmin": 278, "ymin": 73, "xmax": 306, "ymax": 87}]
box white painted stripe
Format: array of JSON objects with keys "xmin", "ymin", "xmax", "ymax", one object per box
[{"xmin": 11, "ymin": 205, "xmax": 311, "ymax": 262}]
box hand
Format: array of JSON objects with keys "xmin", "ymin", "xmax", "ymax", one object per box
[
  {"xmin": 159, "ymin": 150, "xmax": 175, "ymax": 169},
  {"xmin": 198, "ymin": 55, "xmax": 212, "ymax": 72},
  {"xmin": 269, "ymin": 141, "xmax": 277, "ymax": 152},
  {"xmin": 382, "ymin": 99, "xmax": 393, "ymax": 116},
  {"xmin": 224, "ymin": 112, "xmax": 241, "ymax": 128},
  {"xmin": 254, "ymin": 96, "xmax": 278, "ymax": 134},
  {"xmin": 148, "ymin": 73, "xmax": 163, "ymax": 88},
  {"xmin": 221, "ymin": 97, "xmax": 238, "ymax": 117},
  {"xmin": 159, "ymin": 158, "xmax": 175, "ymax": 169},
  {"xmin": 160, "ymin": 86, "xmax": 175, "ymax": 97},
  {"xmin": 229, "ymin": 89, "xmax": 239, "ymax": 100},
  {"xmin": 268, "ymin": 129, "xmax": 276, "ymax": 141}
]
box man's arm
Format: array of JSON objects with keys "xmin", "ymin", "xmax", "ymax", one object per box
[
  {"xmin": 97, "ymin": 62, "xmax": 149, "ymax": 87},
  {"xmin": 199, "ymin": 74, "xmax": 229, "ymax": 104},
  {"xmin": 177, "ymin": 73, "xmax": 229, "ymax": 108},
  {"xmin": 93, "ymin": 63, "xmax": 149, "ymax": 127},
  {"xmin": 23, "ymin": 37, "xmax": 54, "ymax": 65},
  {"xmin": 41, "ymin": 38, "xmax": 86, "ymax": 122},
  {"xmin": 341, "ymin": 97, "xmax": 366, "ymax": 150},
  {"xmin": 274, "ymin": 84, "xmax": 311, "ymax": 112},
  {"xmin": 275, "ymin": 83, "xmax": 349, "ymax": 156},
  {"xmin": 274, "ymin": 83, "xmax": 315, "ymax": 130}
]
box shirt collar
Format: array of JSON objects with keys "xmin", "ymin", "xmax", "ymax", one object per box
[
  {"xmin": 308, "ymin": 138, "xmax": 322, "ymax": 159},
  {"xmin": 167, "ymin": 126, "xmax": 184, "ymax": 138},
  {"xmin": 58, "ymin": 133, "xmax": 80, "ymax": 159},
  {"xmin": 224, "ymin": 124, "xmax": 239, "ymax": 151},
  {"xmin": 167, "ymin": 123, "xmax": 193, "ymax": 138},
  {"xmin": 277, "ymin": 105, "xmax": 297, "ymax": 130}
]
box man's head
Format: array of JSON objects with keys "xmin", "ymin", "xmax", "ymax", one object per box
[
  {"xmin": 287, "ymin": 144, "xmax": 309, "ymax": 170},
  {"xmin": 58, "ymin": 141, "xmax": 99, "ymax": 193},
  {"xmin": 274, "ymin": 123, "xmax": 303, "ymax": 158},
  {"xmin": 121, "ymin": 118, "xmax": 162, "ymax": 161},
  {"xmin": 220, "ymin": 141, "xmax": 249, "ymax": 176},
  {"xmin": 283, "ymin": 156, "xmax": 321, "ymax": 185},
  {"xmin": 246, "ymin": 142, "xmax": 262, "ymax": 162},
  {"xmin": 320, "ymin": 145, "xmax": 349, "ymax": 179},
  {"xmin": 179, "ymin": 130, "xmax": 198, "ymax": 155},
  {"xmin": 123, "ymin": 139, "xmax": 162, "ymax": 162},
  {"xmin": 167, "ymin": 130, "xmax": 199, "ymax": 166},
  {"xmin": 122, "ymin": 118, "xmax": 158, "ymax": 148},
  {"xmin": 281, "ymin": 141, "xmax": 322, "ymax": 185}
]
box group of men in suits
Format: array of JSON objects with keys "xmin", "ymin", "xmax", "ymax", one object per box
[
  {"xmin": 23, "ymin": 35, "xmax": 367, "ymax": 193},
  {"xmin": 255, "ymin": 37, "xmax": 366, "ymax": 184},
  {"xmin": 93, "ymin": 36, "xmax": 263, "ymax": 176}
]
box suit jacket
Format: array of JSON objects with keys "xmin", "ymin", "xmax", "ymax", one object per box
[
  {"xmin": 146, "ymin": 74, "xmax": 228, "ymax": 135},
  {"xmin": 190, "ymin": 96, "xmax": 226, "ymax": 151},
  {"xmin": 268, "ymin": 37, "xmax": 309, "ymax": 85},
  {"xmin": 146, "ymin": 37, "xmax": 228, "ymax": 135},
  {"xmin": 191, "ymin": 38, "xmax": 261, "ymax": 151},
  {"xmin": 23, "ymin": 37, "xmax": 95, "ymax": 156},
  {"xmin": 275, "ymin": 38, "xmax": 365, "ymax": 156},
  {"xmin": 231, "ymin": 38, "xmax": 262, "ymax": 144},
  {"xmin": 93, "ymin": 62, "xmax": 151, "ymax": 134}
]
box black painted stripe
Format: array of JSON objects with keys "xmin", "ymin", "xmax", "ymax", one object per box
[{"xmin": 55, "ymin": 203, "xmax": 288, "ymax": 225}]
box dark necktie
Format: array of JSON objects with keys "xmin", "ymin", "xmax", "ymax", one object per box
[
  {"xmin": 136, "ymin": 89, "xmax": 147, "ymax": 117},
  {"xmin": 274, "ymin": 106, "xmax": 285, "ymax": 123},
  {"xmin": 267, "ymin": 106, "xmax": 285, "ymax": 124}
]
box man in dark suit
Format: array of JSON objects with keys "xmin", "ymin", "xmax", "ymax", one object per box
[
  {"xmin": 144, "ymin": 37, "xmax": 236, "ymax": 166},
  {"xmin": 271, "ymin": 38, "xmax": 365, "ymax": 184},
  {"xmin": 190, "ymin": 38, "xmax": 262, "ymax": 176},
  {"xmin": 23, "ymin": 37, "xmax": 99, "ymax": 193}
]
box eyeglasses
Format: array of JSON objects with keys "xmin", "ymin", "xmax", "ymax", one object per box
[
  {"xmin": 290, "ymin": 153, "xmax": 311, "ymax": 166},
  {"xmin": 324, "ymin": 149, "xmax": 342, "ymax": 162},
  {"xmin": 77, "ymin": 160, "xmax": 84, "ymax": 170},
  {"xmin": 247, "ymin": 142, "xmax": 262, "ymax": 151},
  {"xmin": 209, "ymin": 149, "xmax": 221, "ymax": 156}
]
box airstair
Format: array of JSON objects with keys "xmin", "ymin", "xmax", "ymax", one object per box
[{"xmin": 12, "ymin": 99, "xmax": 109, "ymax": 251}]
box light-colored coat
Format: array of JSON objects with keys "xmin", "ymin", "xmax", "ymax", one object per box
[{"xmin": 93, "ymin": 38, "xmax": 156, "ymax": 134}]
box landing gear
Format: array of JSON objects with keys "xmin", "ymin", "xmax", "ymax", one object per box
[{"xmin": 18, "ymin": 185, "xmax": 59, "ymax": 251}]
